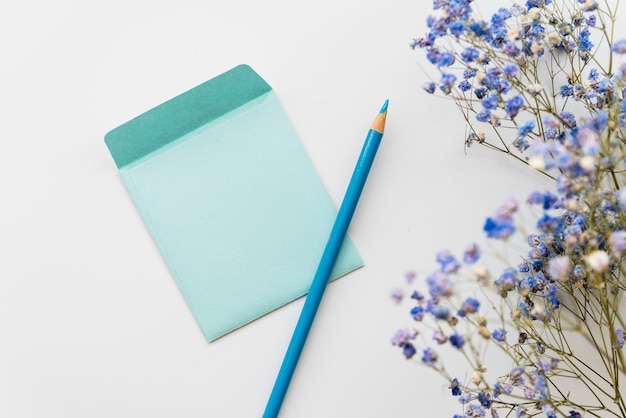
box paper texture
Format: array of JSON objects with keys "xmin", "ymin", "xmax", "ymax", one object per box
[{"xmin": 104, "ymin": 65, "xmax": 363, "ymax": 341}]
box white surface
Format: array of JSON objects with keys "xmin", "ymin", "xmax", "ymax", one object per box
[{"xmin": 0, "ymin": 1, "xmax": 545, "ymax": 417}]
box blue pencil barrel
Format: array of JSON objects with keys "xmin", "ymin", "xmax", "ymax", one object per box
[{"xmin": 263, "ymin": 103, "xmax": 386, "ymax": 418}]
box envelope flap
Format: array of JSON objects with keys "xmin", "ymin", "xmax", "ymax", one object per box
[{"xmin": 104, "ymin": 64, "xmax": 272, "ymax": 169}]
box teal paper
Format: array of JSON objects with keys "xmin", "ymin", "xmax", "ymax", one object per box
[{"xmin": 104, "ymin": 65, "xmax": 363, "ymax": 341}]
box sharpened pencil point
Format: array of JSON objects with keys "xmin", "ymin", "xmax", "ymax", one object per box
[
  {"xmin": 379, "ymin": 99, "xmax": 389, "ymax": 114},
  {"xmin": 371, "ymin": 100, "xmax": 388, "ymax": 134}
]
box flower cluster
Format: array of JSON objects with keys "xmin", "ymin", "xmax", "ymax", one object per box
[{"xmin": 394, "ymin": 1, "xmax": 626, "ymax": 417}]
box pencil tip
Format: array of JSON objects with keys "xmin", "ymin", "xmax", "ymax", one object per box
[
  {"xmin": 371, "ymin": 100, "xmax": 388, "ymax": 134},
  {"xmin": 379, "ymin": 99, "xmax": 389, "ymax": 114}
]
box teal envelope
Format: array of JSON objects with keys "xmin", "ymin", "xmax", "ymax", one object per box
[{"xmin": 104, "ymin": 65, "xmax": 363, "ymax": 341}]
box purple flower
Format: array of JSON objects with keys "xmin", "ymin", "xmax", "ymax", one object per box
[
  {"xmin": 612, "ymin": 39, "xmax": 626, "ymax": 54},
  {"xmin": 390, "ymin": 288, "xmax": 403, "ymax": 303},
  {"xmin": 433, "ymin": 330, "xmax": 448, "ymax": 344},
  {"xmin": 391, "ymin": 328, "xmax": 417, "ymax": 346},
  {"xmin": 427, "ymin": 271, "xmax": 454, "ymax": 298},
  {"xmin": 610, "ymin": 231, "xmax": 626, "ymax": 256},
  {"xmin": 421, "ymin": 347, "xmax": 438, "ymax": 365},
  {"xmin": 503, "ymin": 63, "xmax": 518, "ymax": 77},
  {"xmin": 509, "ymin": 366, "xmax": 525, "ymax": 386},
  {"xmin": 437, "ymin": 249, "xmax": 461, "ymax": 273},
  {"xmin": 463, "ymin": 243, "xmax": 480, "ymax": 263},
  {"xmin": 469, "ymin": 404, "xmax": 486, "ymax": 417}
]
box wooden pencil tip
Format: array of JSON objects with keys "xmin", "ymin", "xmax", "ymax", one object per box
[{"xmin": 371, "ymin": 100, "xmax": 388, "ymax": 134}]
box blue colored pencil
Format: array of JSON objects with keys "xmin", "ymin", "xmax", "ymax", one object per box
[{"xmin": 263, "ymin": 100, "xmax": 388, "ymax": 418}]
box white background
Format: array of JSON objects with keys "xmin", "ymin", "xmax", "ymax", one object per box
[{"xmin": 0, "ymin": 1, "xmax": 552, "ymax": 417}]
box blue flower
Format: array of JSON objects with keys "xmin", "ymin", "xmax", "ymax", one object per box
[
  {"xmin": 463, "ymin": 68, "xmax": 477, "ymax": 79},
  {"xmin": 459, "ymin": 80, "xmax": 472, "ymax": 92},
  {"xmin": 509, "ymin": 366, "xmax": 525, "ymax": 386},
  {"xmin": 491, "ymin": 8, "xmax": 512, "ymax": 29},
  {"xmin": 410, "ymin": 306, "xmax": 425, "ymax": 321},
  {"xmin": 422, "ymin": 82, "xmax": 436, "ymax": 94},
  {"xmin": 410, "ymin": 290, "xmax": 425, "ymax": 301},
  {"xmin": 437, "ymin": 51, "xmax": 456, "ymax": 67},
  {"xmin": 543, "ymin": 404, "xmax": 557, "ymax": 418},
  {"xmin": 527, "ymin": 191, "xmax": 558, "ymax": 209},
  {"xmin": 449, "ymin": 333, "xmax": 465, "ymax": 349},
  {"xmin": 531, "ymin": 371, "xmax": 549, "ymax": 399},
  {"xmin": 545, "ymin": 283, "xmax": 561, "ymax": 309},
  {"xmin": 461, "ymin": 47, "xmax": 480, "ymax": 62},
  {"xmin": 586, "ymin": 14, "xmax": 597, "ymax": 26},
  {"xmin": 463, "ymin": 243, "xmax": 480, "ymax": 263},
  {"xmin": 560, "ymin": 84, "xmax": 574, "ymax": 97},
  {"xmin": 477, "ymin": 391, "xmax": 492, "ymax": 407},
  {"xmin": 437, "ymin": 250, "xmax": 461, "ymax": 273},
  {"xmin": 450, "ymin": 378, "xmax": 462, "ymax": 396},
  {"xmin": 495, "ymin": 268, "xmax": 517, "ymax": 294},
  {"xmin": 402, "ymin": 342, "xmax": 416, "ymax": 359},
  {"xmin": 481, "ymin": 94, "xmax": 500, "ymax": 110},
  {"xmin": 427, "ymin": 271, "xmax": 455, "ymax": 298},
  {"xmin": 559, "ymin": 111, "xmax": 577, "ymax": 127},
  {"xmin": 517, "ymin": 120, "xmax": 535, "ymax": 137},
  {"xmin": 476, "ymin": 110, "xmax": 491, "ymax": 122},
  {"xmin": 505, "ymin": 95, "xmax": 524, "ymax": 118},
  {"xmin": 492, "ymin": 328, "xmax": 507, "ymax": 342},
  {"xmin": 518, "ymin": 263, "xmax": 530, "ymax": 274},
  {"xmin": 421, "ymin": 347, "xmax": 438, "ymax": 365},
  {"xmin": 428, "ymin": 304, "xmax": 451, "ymax": 320},
  {"xmin": 440, "ymin": 73, "xmax": 457, "ymax": 94},
  {"xmin": 459, "ymin": 297, "xmax": 480, "ymax": 315},
  {"xmin": 483, "ymin": 217, "xmax": 515, "ymax": 239},
  {"xmin": 503, "ymin": 63, "xmax": 518, "ymax": 77},
  {"xmin": 568, "ymin": 411, "xmax": 582, "ymax": 418},
  {"xmin": 474, "ymin": 87, "xmax": 488, "ymax": 99},
  {"xmin": 469, "ymin": 404, "xmax": 486, "ymax": 417}
]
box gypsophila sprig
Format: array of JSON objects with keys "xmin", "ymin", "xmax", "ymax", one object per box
[{"xmin": 394, "ymin": 1, "xmax": 626, "ymax": 417}]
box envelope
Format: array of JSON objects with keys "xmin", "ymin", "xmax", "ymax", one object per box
[{"xmin": 104, "ymin": 64, "xmax": 363, "ymax": 341}]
